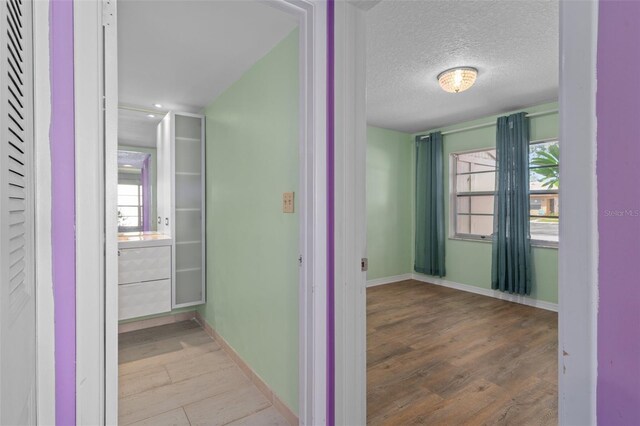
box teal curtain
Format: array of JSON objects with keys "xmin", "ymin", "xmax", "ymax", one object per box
[
  {"xmin": 415, "ymin": 132, "xmax": 445, "ymax": 277},
  {"xmin": 492, "ymin": 112, "xmax": 531, "ymax": 295}
]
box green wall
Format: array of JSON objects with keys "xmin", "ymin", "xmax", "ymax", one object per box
[
  {"xmin": 412, "ymin": 102, "xmax": 559, "ymax": 303},
  {"xmin": 366, "ymin": 127, "xmax": 413, "ymax": 280},
  {"xmin": 199, "ymin": 29, "xmax": 299, "ymax": 412}
]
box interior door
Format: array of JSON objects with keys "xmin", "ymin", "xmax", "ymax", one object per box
[{"xmin": 0, "ymin": 0, "xmax": 37, "ymax": 423}]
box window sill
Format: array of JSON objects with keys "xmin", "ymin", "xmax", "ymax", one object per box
[
  {"xmin": 449, "ymin": 236, "xmax": 492, "ymax": 244},
  {"xmin": 531, "ymin": 241, "xmax": 559, "ymax": 250},
  {"xmin": 449, "ymin": 236, "xmax": 558, "ymax": 249}
]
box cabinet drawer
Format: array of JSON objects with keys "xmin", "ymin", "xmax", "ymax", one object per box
[
  {"xmin": 119, "ymin": 280, "xmax": 171, "ymax": 321},
  {"xmin": 118, "ymin": 246, "xmax": 171, "ymax": 285}
]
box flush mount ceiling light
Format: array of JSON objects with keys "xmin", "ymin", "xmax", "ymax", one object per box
[
  {"xmin": 147, "ymin": 114, "xmax": 156, "ymax": 118},
  {"xmin": 153, "ymin": 103, "xmax": 163, "ymax": 108},
  {"xmin": 437, "ymin": 67, "xmax": 478, "ymax": 93}
]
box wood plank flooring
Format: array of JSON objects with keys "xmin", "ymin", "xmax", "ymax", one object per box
[
  {"xmin": 119, "ymin": 320, "xmax": 289, "ymax": 426},
  {"xmin": 367, "ymin": 280, "xmax": 558, "ymax": 425}
]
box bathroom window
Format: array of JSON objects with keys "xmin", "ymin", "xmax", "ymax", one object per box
[{"xmin": 118, "ymin": 183, "xmax": 143, "ymax": 232}]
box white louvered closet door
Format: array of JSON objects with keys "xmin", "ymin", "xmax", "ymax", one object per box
[{"xmin": 0, "ymin": 0, "xmax": 37, "ymax": 424}]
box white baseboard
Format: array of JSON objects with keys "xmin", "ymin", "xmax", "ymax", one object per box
[
  {"xmin": 366, "ymin": 273, "xmax": 413, "ymax": 288},
  {"xmin": 367, "ymin": 273, "xmax": 558, "ymax": 312},
  {"xmin": 411, "ymin": 273, "xmax": 558, "ymax": 312}
]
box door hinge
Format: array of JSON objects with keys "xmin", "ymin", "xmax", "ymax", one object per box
[
  {"xmin": 298, "ymin": 255, "xmax": 303, "ymax": 266},
  {"xmin": 102, "ymin": 0, "xmax": 115, "ymax": 27},
  {"xmin": 361, "ymin": 258, "xmax": 368, "ymax": 272}
]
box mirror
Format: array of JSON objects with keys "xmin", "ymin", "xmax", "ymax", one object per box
[
  {"xmin": 117, "ymin": 149, "xmax": 157, "ymax": 232},
  {"xmin": 117, "ymin": 108, "xmax": 163, "ymax": 234}
]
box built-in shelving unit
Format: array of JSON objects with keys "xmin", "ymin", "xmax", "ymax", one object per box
[{"xmin": 157, "ymin": 112, "xmax": 206, "ymax": 309}]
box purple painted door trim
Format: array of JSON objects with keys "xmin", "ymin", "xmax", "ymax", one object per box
[
  {"xmin": 326, "ymin": 0, "xmax": 335, "ymax": 425},
  {"xmin": 50, "ymin": 0, "xmax": 76, "ymax": 424},
  {"xmin": 49, "ymin": 1, "xmax": 334, "ymax": 422},
  {"xmin": 596, "ymin": 0, "xmax": 640, "ymax": 424}
]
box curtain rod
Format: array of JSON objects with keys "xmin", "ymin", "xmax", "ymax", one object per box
[{"xmin": 419, "ymin": 108, "xmax": 558, "ymax": 139}]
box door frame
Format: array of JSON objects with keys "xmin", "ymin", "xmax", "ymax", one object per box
[
  {"xmin": 33, "ymin": 0, "xmax": 55, "ymax": 423},
  {"xmin": 557, "ymin": 1, "xmax": 599, "ymax": 423},
  {"xmin": 335, "ymin": 1, "xmax": 600, "ymax": 425},
  {"xmin": 73, "ymin": 0, "xmax": 327, "ymax": 425},
  {"xmin": 332, "ymin": 2, "xmax": 367, "ymax": 425}
]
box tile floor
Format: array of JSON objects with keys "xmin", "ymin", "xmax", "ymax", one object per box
[{"xmin": 118, "ymin": 320, "xmax": 289, "ymax": 426}]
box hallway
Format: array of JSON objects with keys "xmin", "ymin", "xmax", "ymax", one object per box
[{"xmin": 118, "ymin": 321, "xmax": 288, "ymax": 425}]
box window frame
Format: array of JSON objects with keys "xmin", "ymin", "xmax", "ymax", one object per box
[
  {"xmin": 529, "ymin": 138, "xmax": 559, "ymax": 247},
  {"xmin": 449, "ymin": 138, "xmax": 559, "ymax": 248},
  {"xmin": 117, "ymin": 181, "xmax": 144, "ymax": 233},
  {"xmin": 449, "ymin": 147, "xmax": 497, "ymax": 243}
]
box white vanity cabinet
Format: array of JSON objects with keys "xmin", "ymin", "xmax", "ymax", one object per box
[
  {"xmin": 118, "ymin": 246, "xmax": 171, "ymax": 284},
  {"xmin": 117, "ymin": 235, "xmax": 173, "ymax": 320},
  {"xmin": 157, "ymin": 112, "xmax": 206, "ymax": 308}
]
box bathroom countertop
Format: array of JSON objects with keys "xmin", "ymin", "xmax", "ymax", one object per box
[{"xmin": 118, "ymin": 231, "xmax": 172, "ymax": 249}]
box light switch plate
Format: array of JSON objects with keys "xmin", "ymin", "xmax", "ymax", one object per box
[{"xmin": 283, "ymin": 192, "xmax": 295, "ymax": 213}]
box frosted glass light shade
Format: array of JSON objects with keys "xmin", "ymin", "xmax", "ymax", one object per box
[{"xmin": 437, "ymin": 67, "xmax": 478, "ymax": 93}]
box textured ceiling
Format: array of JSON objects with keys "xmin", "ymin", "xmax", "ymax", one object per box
[
  {"xmin": 366, "ymin": 0, "xmax": 559, "ymax": 133},
  {"xmin": 118, "ymin": 0, "xmax": 298, "ymax": 113}
]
